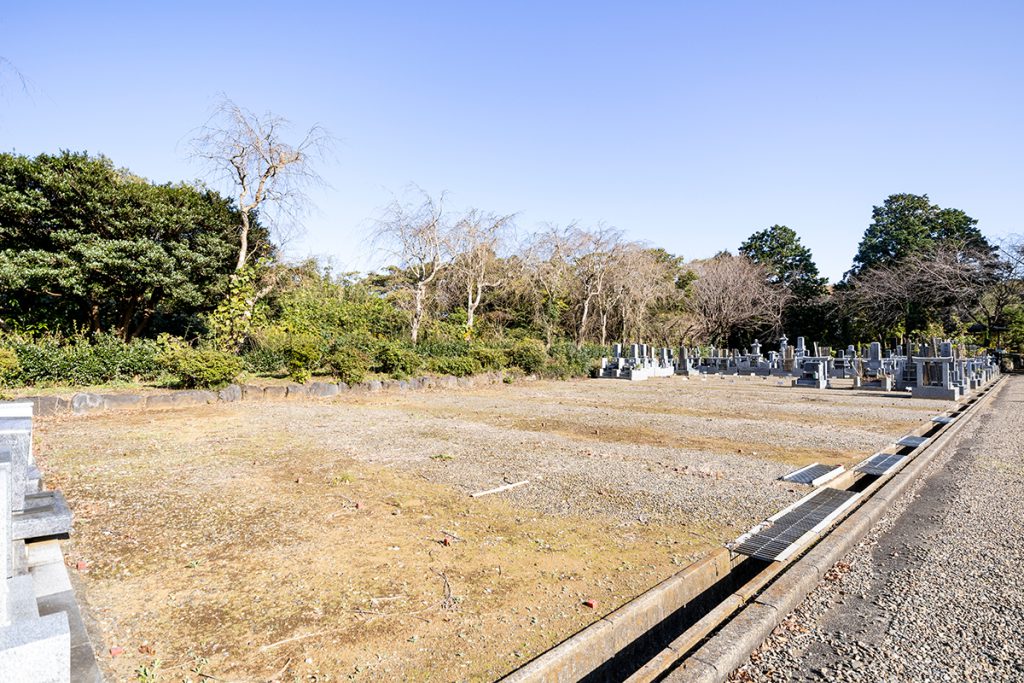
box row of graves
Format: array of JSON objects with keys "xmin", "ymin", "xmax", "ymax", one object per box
[
  {"xmin": 598, "ymin": 336, "xmax": 999, "ymax": 401},
  {"xmin": 598, "ymin": 343, "xmax": 676, "ymax": 381},
  {"xmin": 0, "ymin": 402, "xmax": 85, "ymax": 682}
]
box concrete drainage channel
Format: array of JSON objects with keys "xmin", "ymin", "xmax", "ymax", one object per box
[{"xmin": 501, "ymin": 375, "xmax": 1005, "ymax": 683}]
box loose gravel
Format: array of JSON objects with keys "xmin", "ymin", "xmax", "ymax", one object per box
[
  {"xmin": 250, "ymin": 374, "xmax": 938, "ymax": 535},
  {"xmin": 732, "ymin": 375, "xmax": 1024, "ymax": 682}
]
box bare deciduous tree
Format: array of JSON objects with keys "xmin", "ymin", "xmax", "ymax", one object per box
[
  {"xmin": 845, "ymin": 239, "xmax": 1002, "ymax": 340},
  {"xmin": 373, "ymin": 189, "xmax": 452, "ymax": 344},
  {"xmin": 191, "ymin": 97, "xmax": 332, "ymax": 270},
  {"xmin": 449, "ymin": 209, "xmax": 515, "ymax": 337},
  {"xmin": 608, "ymin": 246, "xmax": 681, "ymax": 344},
  {"xmin": 567, "ymin": 224, "xmax": 623, "ymax": 347},
  {"xmin": 684, "ymin": 253, "xmax": 789, "ymax": 345},
  {"xmin": 522, "ymin": 224, "xmax": 579, "ymax": 347}
]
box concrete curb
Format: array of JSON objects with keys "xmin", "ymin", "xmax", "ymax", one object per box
[{"xmin": 666, "ymin": 375, "xmax": 1008, "ymax": 682}]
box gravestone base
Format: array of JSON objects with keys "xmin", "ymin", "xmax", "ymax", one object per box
[
  {"xmin": 0, "ymin": 574, "xmax": 71, "ymax": 683},
  {"xmin": 911, "ymin": 385, "xmax": 960, "ymax": 401},
  {"xmin": 860, "ymin": 376, "xmax": 894, "ymax": 392},
  {"xmin": 12, "ymin": 491, "xmax": 72, "ymax": 541}
]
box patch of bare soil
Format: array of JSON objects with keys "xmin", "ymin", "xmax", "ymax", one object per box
[
  {"xmin": 33, "ymin": 376, "xmax": 938, "ymax": 681},
  {"xmin": 41, "ymin": 409, "xmax": 720, "ymax": 682}
]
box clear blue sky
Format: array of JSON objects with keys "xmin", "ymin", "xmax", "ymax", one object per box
[{"xmin": 3, "ymin": 2, "xmax": 1022, "ymax": 281}]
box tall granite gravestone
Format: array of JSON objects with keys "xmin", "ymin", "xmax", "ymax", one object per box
[{"xmin": 0, "ymin": 408, "xmax": 71, "ymax": 681}]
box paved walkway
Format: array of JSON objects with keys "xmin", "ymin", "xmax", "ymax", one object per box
[{"xmin": 734, "ymin": 375, "xmax": 1024, "ymax": 682}]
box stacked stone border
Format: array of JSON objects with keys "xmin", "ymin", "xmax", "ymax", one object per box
[{"xmin": 18, "ymin": 371, "xmax": 511, "ymax": 418}]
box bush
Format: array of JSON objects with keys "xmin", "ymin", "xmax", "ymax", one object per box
[
  {"xmin": 326, "ymin": 347, "xmax": 371, "ymax": 385},
  {"xmin": 0, "ymin": 348, "xmax": 20, "ymax": 386},
  {"xmin": 417, "ymin": 337, "xmax": 470, "ymax": 358},
  {"xmin": 282, "ymin": 332, "xmax": 322, "ymax": 383},
  {"xmin": 251, "ymin": 328, "xmax": 323, "ymax": 381},
  {"xmin": 545, "ymin": 340, "xmax": 607, "ymax": 378},
  {"xmin": 158, "ymin": 343, "xmax": 242, "ymax": 388},
  {"xmin": 469, "ymin": 345, "xmax": 507, "ymax": 370},
  {"xmin": 427, "ymin": 355, "xmax": 481, "ymax": 377},
  {"xmin": 373, "ymin": 339, "xmax": 421, "ymax": 377},
  {"xmin": 241, "ymin": 343, "xmax": 286, "ymax": 375},
  {"xmin": 4, "ymin": 333, "xmax": 162, "ymax": 386},
  {"xmin": 507, "ymin": 339, "xmax": 547, "ymax": 374}
]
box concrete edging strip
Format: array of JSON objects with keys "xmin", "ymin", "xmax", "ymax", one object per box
[{"xmin": 665, "ymin": 376, "xmax": 1007, "ymax": 682}]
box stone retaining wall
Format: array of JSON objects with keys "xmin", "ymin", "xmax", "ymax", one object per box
[{"xmin": 18, "ymin": 371, "xmax": 511, "ymax": 417}]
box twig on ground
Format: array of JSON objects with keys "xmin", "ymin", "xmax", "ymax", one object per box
[
  {"xmin": 352, "ymin": 608, "xmax": 431, "ymax": 623},
  {"xmin": 440, "ymin": 529, "xmax": 464, "ymax": 542},
  {"xmin": 470, "ymin": 480, "xmax": 528, "ymax": 497},
  {"xmin": 259, "ymin": 631, "xmax": 328, "ymax": 652},
  {"xmin": 268, "ymin": 657, "xmax": 292, "ymax": 682},
  {"xmin": 435, "ymin": 569, "xmax": 457, "ymax": 610}
]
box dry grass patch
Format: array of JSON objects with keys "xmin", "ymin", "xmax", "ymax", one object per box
[{"xmin": 40, "ymin": 409, "xmax": 720, "ymax": 682}]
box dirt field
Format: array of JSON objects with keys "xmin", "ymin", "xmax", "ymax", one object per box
[{"xmin": 35, "ymin": 375, "xmax": 949, "ymax": 682}]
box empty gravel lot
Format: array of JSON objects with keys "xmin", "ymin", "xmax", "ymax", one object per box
[{"xmin": 35, "ymin": 375, "xmax": 948, "ymax": 681}]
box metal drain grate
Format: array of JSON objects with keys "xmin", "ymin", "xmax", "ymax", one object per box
[
  {"xmin": 780, "ymin": 463, "xmax": 844, "ymax": 486},
  {"xmin": 897, "ymin": 435, "xmax": 928, "ymax": 448},
  {"xmin": 931, "ymin": 415, "xmax": 956, "ymax": 425},
  {"xmin": 732, "ymin": 487, "xmax": 861, "ymax": 562},
  {"xmin": 855, "ymin": 453, "xmax": 905, "ymax": 476}
]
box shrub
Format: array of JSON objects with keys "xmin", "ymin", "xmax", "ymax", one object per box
[
  {"xmin": 427, "ymin": 355, "xmax": 481, "ymax": 377},
  {"xmin": 417, "ymin": 337, "xmax": 470, "ymax": 358},
  {"xmin": 326, "ymin": 347, "xmax": 371, "ymax": 385},
  {"xmin": 158, "ymin": 342, "xmax": 242, "ymax": 388},
  {"xmin": 251, "ymin": 328, "xmax": 323, "ymax": 381},
  {"xmin": 0, "ymin": 348, "xmax": 20, "ymax": 386},
  {"xmin": 282, "ymin": 332, "xmax": 322, "ymax": 382},
  {"xmin": 4, "ymin": 333, "xmax": 162, "ymax": 386},
  {"xmin": 507, "ymin": 339, "xmax": 547, "ymax": 374},
  {"xmin": 469, "ymin": 345, "xmax": 507, "ymax": 370},
  {"xmin": 546, "ymin": 340, "xmax": 606, "ymax": 378},
  {"xmin": 373, "ymin": 339, "xmax": 421, "ymax": 377},
  {"xmin": 241, "ymin": 343, "xmax": 286, "ymax": 375}
]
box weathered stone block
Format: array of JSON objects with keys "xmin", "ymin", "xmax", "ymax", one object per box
[
  {"xmin": 285, "ymin": 383, "xmax": 307, "ymax": 398},
  {"xmin": 70, "ymin": 394, "xmax": 103, "ymax": 416},
  {"xmin": 263, "ymin": 386, "xmax": 287, "ymax": 400},
  {"xmin": 366, "ymin": 380, "xmax": 383, "ymax": 392},
  {"xmin": 144, "ymin": 395, "xmax": 176, "ymax": 410},
  {"xmin": 218, "ymin": 384, "xmax": 242, "ymax": 402},
  {"xmin": 241, "ymin": 385, "xmax": 265, "ymax": 400},
  {"xmin": 178, "ymin": 390, "xmax": 217, "ymax": 405},
  {"xmin": 24, "ymin": 397, "xmax": 67, "ymax": 418},
  {"xmin": 100, "ymin": 394, "xmax": 143, "ymax": 411},
  {"xmin": 335, "ymin": 382, "xmax": 350, "ymax": 393},
  {"xmin": 308, "ymin": 382, "xmax": 339, "ymax": 398}
]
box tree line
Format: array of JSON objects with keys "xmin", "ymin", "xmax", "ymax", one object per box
[{"xmin": 0, "ymin": 104, "xmax": 1021, "ymax": 388}]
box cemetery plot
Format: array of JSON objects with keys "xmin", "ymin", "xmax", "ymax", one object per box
[{"xmin": 37, "ymin": 377, "xmax": 937, "ymax": 681}]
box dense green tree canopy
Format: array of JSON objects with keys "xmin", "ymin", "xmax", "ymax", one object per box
[
  {"xmin": 0, "ymin": 151, "xmax": 265, "ymax": 338},
  {"xmin": 739, "ymin": 225, "xmax": 827, "ymax": 297},
  {"xmin": 848, "ymin": 193, "xmax": 990, "ymax": 277}
]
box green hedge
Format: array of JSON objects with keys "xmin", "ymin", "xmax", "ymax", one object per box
[
  {"xmin": 427, "ymin": 355, "xmax": 482, "ymax": 377},
  {"xmin": 3, "ymin": 333, "xmax": 162, "ymax": 385}
]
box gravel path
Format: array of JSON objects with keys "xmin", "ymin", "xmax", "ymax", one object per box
[{"xmin": 733, "ymin": 375, "xmax": 1024, "ymax": 682}]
